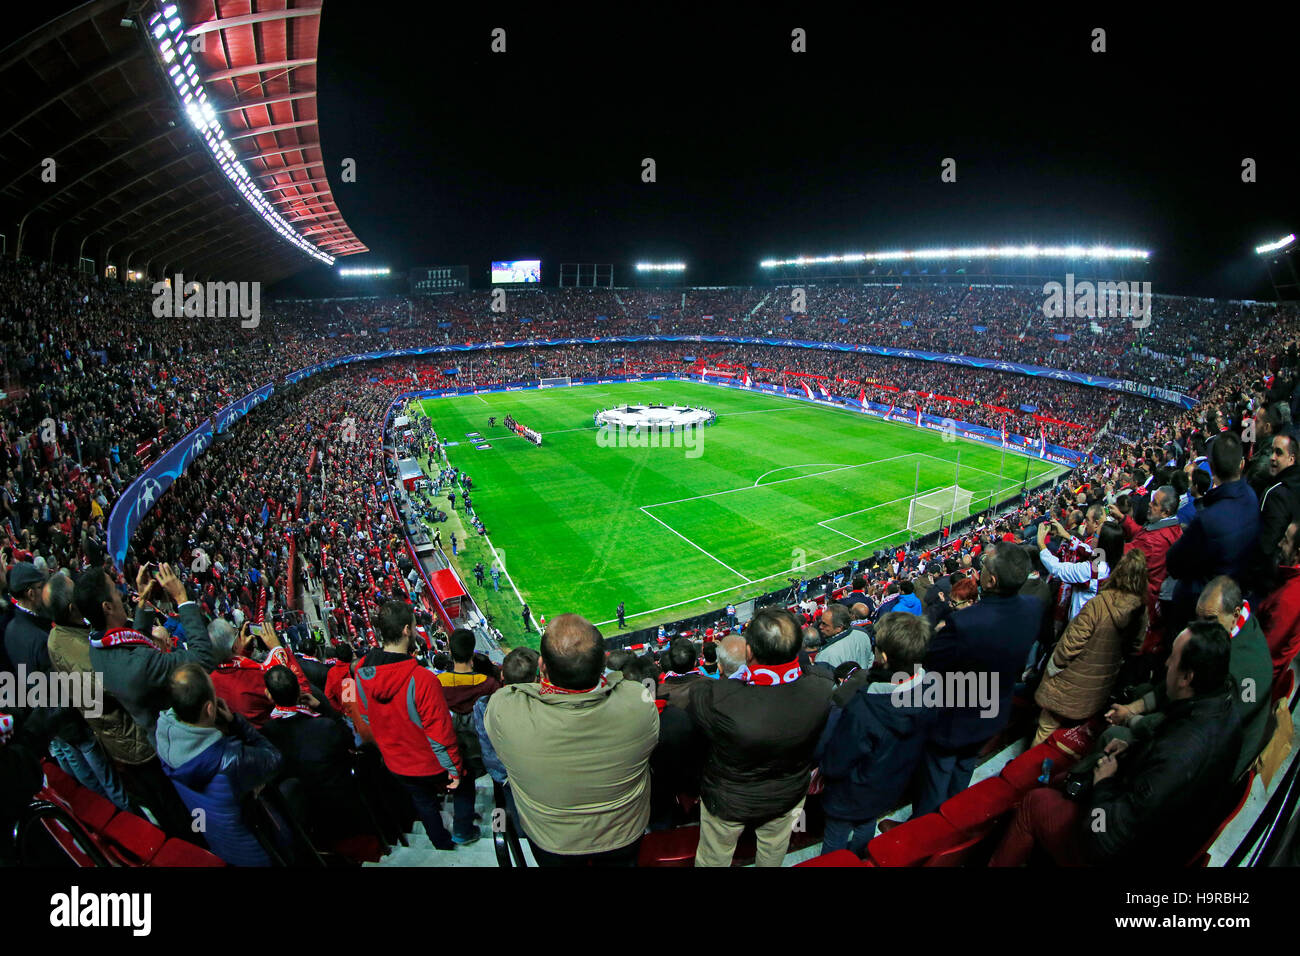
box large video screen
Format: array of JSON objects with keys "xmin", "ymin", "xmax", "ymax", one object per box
[{"xmin": 491, "ymin": 259, "xmax": 541, "ymax": 283}]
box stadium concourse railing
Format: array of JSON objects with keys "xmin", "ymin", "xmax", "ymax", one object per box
[{"xmin": 106, "ymin": 333, "xmax": 1173, "ymax": 596}]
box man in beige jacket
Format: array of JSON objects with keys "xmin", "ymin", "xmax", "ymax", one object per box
[{"xmin": 486, "ymin": 613, "xmax": 658, "ymax": 865}]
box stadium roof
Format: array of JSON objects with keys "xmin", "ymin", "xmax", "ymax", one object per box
[{"xmin": 0, "ymin": 0, "xmax": 365, "ymax": 284}]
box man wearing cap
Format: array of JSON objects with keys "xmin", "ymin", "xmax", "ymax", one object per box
[{"xmin": 4, "ymin": 563, "xmax": 52, "ymax": 673}]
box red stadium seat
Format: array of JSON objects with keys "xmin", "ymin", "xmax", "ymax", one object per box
[
  {"xmin": 102, "ymin": 812, "xmax": 167, "ymax": 865},
  {"xmin": 923, "ymin": 827, "xmax": 992, "ymax": 867},
  {"xmin": 865, "ymin": 813, "xmax": 962, "ymax": 867},
  {"xmin": 637, "ymin": 827, "xmax": 700, "ymax": 867},
  {"xmin": 151, "ymin": 838, "xmax": 227, "ymax": 867},
  {"xmin": 1000, "ymin": 743, "xmax": 1067, "ymax": 791},
  {"xmin": 41, "ymin": 760, "xmax": 80, "ymax": 802},
  {"xmin": 66, "ymin": 786, "xmax": 119, "ymax": 833},
  {"xmin": 939, "ymin": 776, "xmax": 1020, "ymax": 831}
]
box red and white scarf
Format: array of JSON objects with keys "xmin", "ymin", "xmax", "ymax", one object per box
[
  {"xmin": 539, "ymin": 674, "xmax": 609, "ymax": 695},
  {"xmin": 270, "ymin": 704, "xmax": 318, "ymax": 719},
  {"xmin": 216, "ymin": 655, "xmax": 264, "ymax": 672},
  {"xmin": 745, "ymin": 658, "xmax": 803, "ymax": 686},
  {"xmin": 1231, "ymin": 600, "xmax": 1251, "ymax": 639},
  {"xmin": 89, "ymin": 627, "xmax": 156, "ymax": 650}
]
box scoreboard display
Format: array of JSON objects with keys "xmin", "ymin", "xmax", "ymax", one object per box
[
  {"xmin": 410, "ymin": 265, "xmax": 469, "ymax": 294},
  {"xmin": 491, "ymin": 259, "xmax": 541, "ymax": 283}
]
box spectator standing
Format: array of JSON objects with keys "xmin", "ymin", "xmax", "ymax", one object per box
[
  {"xmin": 689, "ymin": 607, "xmax": 833, "ymax": 867},
  {"xmin": 79, "ymin": 563, "xmax": 215, "ymax": 744},
  {"xmin": 916, "ymin": 544, "xmax": 1042, "ymax": 816},
  {"xmin": 486, "ymin": 613, "xmax": 657, "ymax": 865},
  {"xmin": 1165, "ymin": 431, "xmax": 1259, "ymax": 638},
  {"xmin": 815, "ymin": 612, "xmax": 937, "ymax": 855},
  {"xmin": 437, "ymin": 627, "xmax": 502, "ymax": 844},
  {"xmin": 156, "ymin": 663, "xmax": 283, "ymax": 866},
  {"xmin": 355, "ymin": 600, "xmax": 465, "ymax": 851}
]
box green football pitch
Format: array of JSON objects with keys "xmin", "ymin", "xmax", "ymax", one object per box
[{"xmin": 412, "ymin": 381, "xmax": 1066, "ymax": 644}]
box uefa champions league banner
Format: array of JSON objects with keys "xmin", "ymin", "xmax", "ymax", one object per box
[{"xmin": 107, "ymin": 383, "xmax": 275, "ymax": 568}]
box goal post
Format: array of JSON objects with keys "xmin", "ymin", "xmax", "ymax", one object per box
[
  {"xmin": 907, "ymin": 485, "xmax": 976, "ymax": 536},
  {"xmin": 538, "ymin": 376, "xmax": 571, "ymax": 389}
]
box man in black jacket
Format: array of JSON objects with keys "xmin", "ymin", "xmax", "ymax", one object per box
[
  {"xmin": 657, "ymin": 638, "xmax": 703, "ymax": 710},
  {"xmin": 913, "ymin": 543, "xmax": 1042, "ymax": 817},
  {"xmin": 1244, "ymin": 403, "xmax": 1285, "ymax": 499},
  {"xmin": 3, "ymin": 563, "xmax": 51, "ymax": 673},
  {"xmin": 838, "ymin": 576, "xmax": 872, "ymax": 613},
  {"xmin": 990, "ymin": 621, "xmax": 1242, "ymax": 866},
  {"xmin": 259, "ymin": 665, "xmax": 359, "ymax": 845},
  {"xmin": 1247, "ymin": 434, "xmax": 1300, "ymax": 594},
  {"xmin": 689, "ymin": 607, "xmax": 832, "ymax": 866}
]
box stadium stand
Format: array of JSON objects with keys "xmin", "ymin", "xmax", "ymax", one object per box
[{"xmin": 5, "ymin": 257, "xmax": 1300, "ymax": 868}]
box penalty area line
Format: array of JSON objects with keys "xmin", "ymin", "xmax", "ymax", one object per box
[
  {"xmin": 638, "ymin": 506, "xmax": 753, "ymax": 584},
  {"xmin": 593, "ymin": 525, "xmax": 910, "ymax": 629}
]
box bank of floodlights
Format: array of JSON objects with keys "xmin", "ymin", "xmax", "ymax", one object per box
[
  {"xmin": 635, "ymin": 262, "xmax": 687, "ymax": 272},
  {"xmin": 148, "ymin": 4, "xmax": 335, "ymax": 266},
  {"xmin": 1256, "ymin": 234, "xmax": 1296, "ymax": 255},
  {"xmin": 338, "ymin": 267, "xmax": 391, "ymax": 277},
  {"xmin": 759, "ymin": 244, "xmax": 1151, "ymax": 268}
]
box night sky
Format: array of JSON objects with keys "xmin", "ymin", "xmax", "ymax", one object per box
[{"xmin": 29, "ymin": 3, "xmax": 1300, "ymax": 298}]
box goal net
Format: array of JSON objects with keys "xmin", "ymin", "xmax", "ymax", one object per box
[
  {"xmin": 907, "ymin": 485, "xmax": 976, "ymax": 536},
  {"xmin": 539, "ymin": 376, "xmax": 572, "ymax": 389}
]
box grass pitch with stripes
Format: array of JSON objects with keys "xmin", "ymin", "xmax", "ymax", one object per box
[{"xmin": 414, "ymin": 382, "xmax": 1065, "ymax": 646}]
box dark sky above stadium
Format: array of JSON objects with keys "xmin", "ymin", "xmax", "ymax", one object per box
[
  {"xmin": 22, "ymin": 2, "xmax": 1288, "ymax": 300},
  {"xmin": 284, "ymin": 5, "xmax": 1298, "ymax": 299}
]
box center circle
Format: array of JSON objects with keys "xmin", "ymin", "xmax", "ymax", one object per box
[{"xmin": 594, "ymin": 403, "xmax": 716, "ymax": 429}]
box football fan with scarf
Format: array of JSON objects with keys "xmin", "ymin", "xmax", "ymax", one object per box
[
  {"xmin": 1105, "ymin": 575, "xmax": 1272, "ymax": 781},
  {"xmin": 78, "ymin": 562, "xmax": 216, "ymax": 745},
  {"xmin": 688, "ymin": 606, "xmax": 833, "ymax": 867},
  {"xmin": 210, "ymin": 614, "xmax": 313, "ymax": 727}
]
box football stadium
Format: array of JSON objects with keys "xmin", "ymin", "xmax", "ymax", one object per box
[{"xmin": 0, "ymin": 1, "xmax": 1298, "ymax": 921}]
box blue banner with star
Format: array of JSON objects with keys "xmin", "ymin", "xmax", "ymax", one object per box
[{"xmin": 107, "ymin": 383, "xmax": 273, "ymax": 568}]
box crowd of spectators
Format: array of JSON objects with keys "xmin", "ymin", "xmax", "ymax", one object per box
[{"xmin": 5, "ymin": 255, "xmax": 1300, "ymax": 867}]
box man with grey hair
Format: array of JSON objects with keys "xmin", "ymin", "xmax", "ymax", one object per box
[
  {"xmin": 1107, "ymin": 575, "xmax": 1271, "ymax": 782},
  {"xmin": 716, "ymin": 634, "xmax": 749, "ymax": 679},
  {"xmin": 1112, "ymin": 484, "xmax": 1183, "ymax": 656},
  {"xmin": 816, "ymin": 603, "xmax": 875, "ymax": 671},
  {"xmin": 209, "ymin": 619, "xmax": 274, "ymax": 726}
]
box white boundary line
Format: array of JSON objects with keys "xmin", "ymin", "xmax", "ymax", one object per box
[
  {"xmin": 638, "ymin": 505, "xmax": 753, "ymax": 583},
  {"xmin": 412, "ymin": 401, "xmax": 540, "ymax": 633},
  {"xmin": 752, "ymin": 462, "xmax": 845, "ymax": 486},
  {"xmin": 592, "ymin": 526, "xmax": 905, "ymax": 628},
  {"xmin": 604, "ymin": 467, "xmax": 1062, "ymax": 628},
  {"xmin": 644, "ymin": 453, "xmax": 919, "ymax": 509},
  {"xmin": 421, "ymin": 388, "xmax": 1070, "ymax": 631}
]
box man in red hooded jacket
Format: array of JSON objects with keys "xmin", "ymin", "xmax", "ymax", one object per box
[
  {"xmin": 1257, "ymin": 520, "xmax": 1300, "ymax": 685},
  {"xmin": 355, "ymin": 600, "xmax": 464, "ymax": 851}
]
